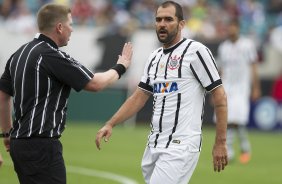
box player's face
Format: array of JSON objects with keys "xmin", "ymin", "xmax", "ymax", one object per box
[
  {"xmin": 228, "ymin": 23, "xmax": 239, "ymax": 42},
  {"xmin": 58, "ymin": 13, "xmax": 73, "ymax": 47},
  {"xmin": 155, "ymin": 6, "xmax": 183, "ymax": 48}
]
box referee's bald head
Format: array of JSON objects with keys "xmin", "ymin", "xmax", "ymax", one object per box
[{"xmin": 158, "ymin": 1, "xmax": 184, "ymax": 21}]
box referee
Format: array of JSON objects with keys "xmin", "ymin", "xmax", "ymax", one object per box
[{"xmin": 0, "ymin": 3, "xmax": 132, "ymax": 184}]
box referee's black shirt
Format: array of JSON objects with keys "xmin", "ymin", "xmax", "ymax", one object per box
[{"xmin": 0, "ymin": 33, "xmax": 94, "ymax": 138}]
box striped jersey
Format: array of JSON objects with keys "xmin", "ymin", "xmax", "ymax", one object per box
[
  {"xmin": 0, "ymin": 33, "xmax": 93, "ymax": 138},
  {"xmin": 217, "ymin": 37, "xmax": 257, "ymax": 124},
  {"xmin": 138, "ymin": 38, "xmax": 222, "ymax": 151}
]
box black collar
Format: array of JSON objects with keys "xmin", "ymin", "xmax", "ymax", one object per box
[
  {"xmin": 34, "ymin": 33, "xmax": 58, "ymax": 49},
  {"xmin": 163, "ymin": 38, "xmax": 187, "ymax": 54}
]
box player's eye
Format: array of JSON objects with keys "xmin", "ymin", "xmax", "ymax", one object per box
[
  {"xmin": 155, "ymin": 17, "xmax": 162, "ymax": 22},
  {"xmin": 165, "ymin": 17, "xmax": 174, "ymax": 22},
  {"xmin": 155, "ymin": 17, "xmax": 174, "ymax": 23}
]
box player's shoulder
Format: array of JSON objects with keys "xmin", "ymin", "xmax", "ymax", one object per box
[
  {"xmin": 152, "ymin": 47, "xmax": 163, "ymax": 54},
  {"xmin": 239, "ymin": 36, "xmax": 255, "ymax": 46},
  {"xmin": 183, "ymin": 38, "xmax": 210, "ymax": 52},
  {"xmin": 218, "ymin": 39, "xmax": 233, "ymax": 53},
  {"xmin": 239, "ymin": 36, "xmax": 252, "ymax": 42},
  {"xmin": 218, "ymin": 39, "xmax": 230, "ymax": 47},
  {"xmin": 148, "ymin": 46, "xmax": 163, "ymax": 59}
]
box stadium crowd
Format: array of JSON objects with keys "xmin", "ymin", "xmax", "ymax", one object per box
[
  {"xmin": 0, "ymin": 0, "xmax": 282, "ymax": 96},
  {"xmin": 0, "ymin": 0, "xmax": 281, "ymax": 41}
]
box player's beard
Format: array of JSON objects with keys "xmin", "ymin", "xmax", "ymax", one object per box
[{"xmin": 156, "ymin": 26, "xmax": 178, "ymax": 45}]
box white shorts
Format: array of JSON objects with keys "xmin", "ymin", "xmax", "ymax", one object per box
[{"xmin": 141, "ymin": 146, "xmax": 200, "ymax": 184}]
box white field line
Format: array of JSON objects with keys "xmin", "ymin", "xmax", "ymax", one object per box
[
  {"xmin": 67, "ymin": 165, "xmax": 139, "ymax": 184},
  {"xmin": 4, "ymin": 161, "xmax": 139, "ymax": 184}
]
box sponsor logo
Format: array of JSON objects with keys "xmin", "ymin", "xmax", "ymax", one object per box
[
  {"xmin": 168, "ymin": 55, "xmax": 181, "ymax": 70},
  {"xmin": 153, "ymin": 82, "xmax": 178, "ymax": 93}
]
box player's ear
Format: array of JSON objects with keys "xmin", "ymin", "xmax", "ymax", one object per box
[{"xmin": 179, "ymin": 20, "xmax": 186, "ymax": 30}]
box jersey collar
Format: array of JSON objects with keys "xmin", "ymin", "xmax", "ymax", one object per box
[
  {"xmin": 163, "ymin": 38, "xmax": 187, "ymax": 54},
  {"xmin": 34, "ymin": 33, "xmax": 58, "ymax": 49}
]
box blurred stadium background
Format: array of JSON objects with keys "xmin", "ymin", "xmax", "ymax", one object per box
[{"xmin": 0, "ymin": 0, "xmax": 282, "ymax": 183}]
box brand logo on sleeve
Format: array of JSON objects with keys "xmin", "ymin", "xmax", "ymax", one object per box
[{"xmin": 153, "ymin": 82, "xmax": 178, "ymax": 93}]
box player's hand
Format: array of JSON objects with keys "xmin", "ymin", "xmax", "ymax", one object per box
[
  {"xmin": 0, "ymin": 153, "xmax": 3, "ymax": 167},
  {"xmin": 95, "ymin": 124, "xmax": 113, "ymax": 150},
  {"xmin": 3, "ymin": 137, "xmax": 10, "ymax": 152},
  {"xmin": 212, "ymin": 142, "xmax": 228, "ymax": 172},
  {"xmin": 117, "ymin": 42, "xmax": 133, "ymax": 69},
  {"xmin": 251, "ymin": 87, "xmax": 261, "ymax": 101}
]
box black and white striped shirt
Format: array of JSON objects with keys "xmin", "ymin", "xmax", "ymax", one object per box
[
  {"xmin": 138, "ymin": 38, "xmax": 222, "ymax": 151},
  {"xmin": 0, "ymin": 33, "xmax": 93, "ymax": 138}
]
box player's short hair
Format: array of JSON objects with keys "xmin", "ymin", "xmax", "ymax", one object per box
[
  {"xmin": 37, "ymin": 3, "xmax": 71, "ymax": 32},
  {"xmin": 158, "ymin": 1, "xmax": 184, "ymax": 21}
]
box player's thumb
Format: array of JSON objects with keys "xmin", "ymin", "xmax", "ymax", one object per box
[{"xmin": 104, "ymin": 133, "xmax": 111, "ymax": 142}]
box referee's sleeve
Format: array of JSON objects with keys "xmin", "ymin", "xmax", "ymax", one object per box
[
  {"xmin": 0, "ymin": 55, "xmax": 13, "ymax": 96},
  {"xmin": 43, "ymin": 54, "xmax": 94, "ymax": 92},
  {"xmin": 190, "ymin": 46, "xmax": 222, "ymax": 92}
]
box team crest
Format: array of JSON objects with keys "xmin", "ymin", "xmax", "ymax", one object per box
[{"xmin": 168, "ymin": 55, "xmax": 181, "ymax": 70}]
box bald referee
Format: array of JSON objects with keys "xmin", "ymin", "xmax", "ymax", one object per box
[
  {"xmin": 96, "ymin": 1, "xmax": 228, "ymax": 184},
  {"xmin": 0, "ymin": 3, "xmax": 132, "ymax": 184}
]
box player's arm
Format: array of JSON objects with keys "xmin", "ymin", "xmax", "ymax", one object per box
[
  {"xmin": 211, "ymin": 85, "xmax": 228, "ymax": 172},
  {"xmin": 84, "ymin": 42, "xmax": 132, "ymax": 92},
  {"xmin": 251, "ymin": 62, "xmax": 261, "ymax": 101},
  {"xmin": 95, "ymin": 88, "xmax": 151, "ymax": 150},
  {"xmin": 0, "ymin": 90, "xmax": 12, "ymax": 152}
]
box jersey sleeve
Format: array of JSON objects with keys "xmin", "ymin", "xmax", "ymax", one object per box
[
  {"xmin": 138, "ymin": 53, "xmax": 155, "ymax": 94},
  {"xmin": 190, "ymin": 46, "xmax": 222, "ymax": 92},
  {"xmin": 216, "ymin": 43, "xmax": 224, "ymax": 70},
  {"xmin": 246, "ymin": 39, "xmax": 258, "ymax": 63},
  {"xmin": 0, "ymin": 55, "xmax": 14, "ymax": 96},
  {"xmin": 43, "ymin": 51, "xmax": 94, "ymax": 92}
]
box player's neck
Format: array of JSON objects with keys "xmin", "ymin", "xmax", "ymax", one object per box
[
  {"xmin": 163, "ymin": 37, "xmax": 184, "ymax": 49},
  {"xmin": 230, "ymin": 35, "xmax": 239, "ymax": 43}
]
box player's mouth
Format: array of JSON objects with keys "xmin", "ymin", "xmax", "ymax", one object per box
[{"xmin": 158, "ymin": 29, "xmax": 168, "ymax": 37}]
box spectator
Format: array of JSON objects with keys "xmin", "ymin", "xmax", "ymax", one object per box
[
  {"xmin": 272, "ymin": 72, "xmax": 282, "ymax": 102},
  {"xmin": 71, "ymin": 0, "xmax": 94, "ymax": 26}
]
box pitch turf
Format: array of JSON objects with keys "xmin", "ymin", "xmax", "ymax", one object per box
[{"xmin": 0, "ymin": 122, "xmax": 281, "ymax": 184}]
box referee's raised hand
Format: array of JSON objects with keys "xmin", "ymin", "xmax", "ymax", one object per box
[{"xmin": 116, "ymin": 42, "xmax": 133, "ymax": 69}]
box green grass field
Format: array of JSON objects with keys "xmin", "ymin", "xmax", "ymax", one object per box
[{"xmin": 0, "ymin": 122, "xmax": 281, "ymax": 184}]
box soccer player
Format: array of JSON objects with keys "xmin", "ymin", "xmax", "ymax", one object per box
[
  {"xmin": 96, "ymin": 1, "xmax": 228, "ymax": 183},
  {"xmin": 0, "ymin": 3, "xmax": 132, "ymax": 184},
  {"xmin": 217, "ymin": 19, "xmax": 261, "ymax": 164}
]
